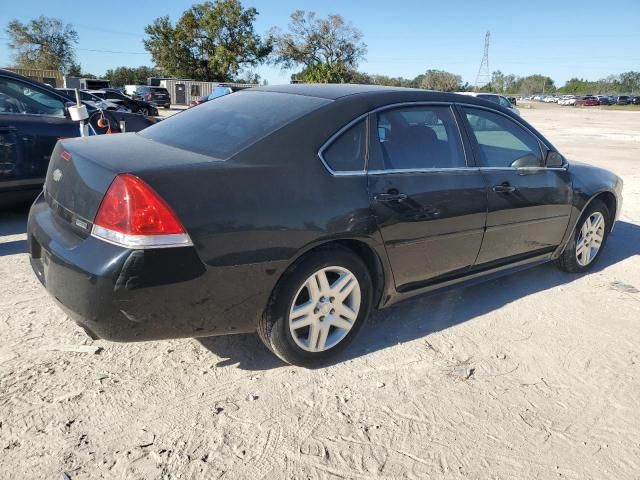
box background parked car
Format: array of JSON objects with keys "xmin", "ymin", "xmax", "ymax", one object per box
[
  {"xmin": 190, "ymin": 84, "xmax": 252, "ymax": 106},
  {"xmin": 125, "ymin": 85, "xmax": 171, "ymax": 108},
  {"xmin": 456, "ymin": 92, "xmax": 520, "ymax": 115},
  {"xmin": 57, "ymin": 88, "xmax": 129, "ymax": 112},
  {"xmin": 616, "ymin": 95, "xmax": 631, "ymax": 105},
  {"xmin": 88, "ymin": 89, "xmax": 158, "ymax": 116},
  {"xmin": 596, "ymin": 95, "xmax": 612, "ymax": 105},
  {"xmin": 0, "ymin": 69, "xmax": 158, "ymax": 206},
  {"xmin": 575, "ymin": 95, "xmax": 600, "ymax": 106},
  {"xmin": 632, "ymin": 96, "xmax": 640, "ymax": 105}
]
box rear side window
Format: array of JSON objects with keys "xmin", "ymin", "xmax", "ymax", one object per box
[
  {"xmin": 370, "ymin": 105, "xmax": 466, "ymax": 170},
  {"xmin": 463, "ymin": 107, "xmax": 543, "ymax": 168},
  {"xmin": 322, "ymin": 120, "xmax": 366, "ymax": 172},
  {"xmin": 140, "ymin": 91, "xmax": 330, "ymax": 158}
]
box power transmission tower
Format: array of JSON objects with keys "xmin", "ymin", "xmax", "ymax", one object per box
[{"xmin": 474, "ymin": 31, "xmax": 491, "ymax": 90}]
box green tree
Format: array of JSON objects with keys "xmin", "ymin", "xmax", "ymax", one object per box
[
  {"xmin": 6, "ymin": 16, "xmax": 78, "ymax": 73},
  {"xmin": 270, "ymin": 10, "xmax": 367, "ymax": 83},
  {"xmin": 104, "ymin": 66, "xmax": 162, "ymax": 86},
  {"xmin": 619, "ymin": 71, "xmax": 640, "ymax": 93},
  {"xmin": 417, "ymin": 69, "xmax": 462, "ymax": 92},
  {"xmin": 143, "ymin": 0, "xmax": 271, "ymax": 81}
]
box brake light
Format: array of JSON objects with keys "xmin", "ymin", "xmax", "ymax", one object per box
[
  {"xmin": 145, "ymin": 92, "xmax": 152, "ymax": 100},
  {"xmin": 91, "ymin": 174, "xmax": 192, "ymax": 248}
]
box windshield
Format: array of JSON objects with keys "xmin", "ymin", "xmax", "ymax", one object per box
[{"xmin": 139, "ymin": 91, "xmax": 330, "ymax": 158}]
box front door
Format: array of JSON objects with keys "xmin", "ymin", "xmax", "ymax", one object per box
[
  {"xmin": 460, "ymin": 106, "xmax": 572, "ymax": 265},
  {"xmin": 175, "ymin": 84, "xmax": 186, "ymax": 104},
  {"xmin": 367, "ymin": 104, "xmax": 487, "ymax": 291},
  {"xmin": 0, "ymin": 76, "xmax": 77, "ymax": 191}
]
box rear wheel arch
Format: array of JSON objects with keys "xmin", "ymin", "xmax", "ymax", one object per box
[{"xmin": 270, "ymin": 238, "xmax": 388, "ymax": 314}]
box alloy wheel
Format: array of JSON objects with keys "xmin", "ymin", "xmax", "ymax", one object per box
[
  {"xmin": 288, "ymin": 266, "xmax": 361, "ymax": 352},
  {"xmin": 576, "ymin": 212, "xmax": 605, "ymax": 266}
]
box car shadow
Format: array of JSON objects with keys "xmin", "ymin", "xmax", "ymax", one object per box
[
  {"xmin": 197, "ymin": 220, "xmax": 640, "ymax": 370},
  {"xmin": 0, "ymin": 208, "xmax": 29, "ymax": 256},
  {"xmin": 0, "ymin": 208, "xmax": 29, "ymax": 236}
]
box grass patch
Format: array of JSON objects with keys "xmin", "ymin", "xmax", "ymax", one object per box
[{"xmin": 599, "ymin": 104, "xmax": 640, "ymax": 111}]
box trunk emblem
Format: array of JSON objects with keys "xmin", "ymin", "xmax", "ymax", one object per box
[{"xmin": 52, "ymin": 169, "xmax": 63, "ymax": 182}]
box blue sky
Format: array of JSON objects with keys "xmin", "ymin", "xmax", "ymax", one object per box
[{"xmin": 1, "ymin": 0, "xmax": 639, "ymax": 86}]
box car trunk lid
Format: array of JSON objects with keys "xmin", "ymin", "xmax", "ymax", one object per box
[{"xmin": 44, "ymin": 133, "xmax": 220, "ymax": 226}]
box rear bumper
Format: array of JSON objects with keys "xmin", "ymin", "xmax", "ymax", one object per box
[{"xmin": 28, "ymin": 193, "xmax": 270, "ymax": 341}]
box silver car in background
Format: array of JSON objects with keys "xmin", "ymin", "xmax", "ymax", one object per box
[{"xmin": 456, "ymin": 92, "xmax": 520, "ymax": 115}]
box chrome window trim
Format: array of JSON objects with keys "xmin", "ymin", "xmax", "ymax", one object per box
[
  {"xmin": 317, "ymin": 100, "xmax": 567, "ymax": 177},
  {"xmin": 318, "ymin": 101, "xmax": 471, "ymax": 176},
  {"xmin": 317, "ymin": 111, "xmax": 370, "ymax": 176},
  {"xmin": 368, "ymin": 167, "xmax": 479, "ymax": 175}
]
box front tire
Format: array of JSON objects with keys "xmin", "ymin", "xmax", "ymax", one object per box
[
  {"xmin": 557, "ymin": 199, "xmax": 610, "ymax": 273},
  {"xmin": 258, "ymin": 247, "xmax": 372, "ymax": 367}
]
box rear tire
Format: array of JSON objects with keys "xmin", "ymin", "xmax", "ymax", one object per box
[
  {"xmin": 258, "ymin": 247, "xmax": 372, "ymax": 367},
  {"xmin": 556, "ymin": 199, "xmax": 610, "ymax": 273}
]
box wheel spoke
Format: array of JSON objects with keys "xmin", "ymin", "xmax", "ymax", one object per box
[
  {"xmin": 335, "ymin": 303, "xmax": 358, "ymax": 322},
  {"xmin": 593, "ymin": 213, "xmax": 604, "ymax": 230},
  {"xmin": 315, "ymin": 271, "xmax": 331, "ymax": 294},
  {"xmin": 583, "ymin": 245, "xmax": 591, "ymax": 264},
  {"xmin": 316, "ymin": 324, "xmax": 330, "ymax": 351},
  {"xmin": 307, "ymin": 322, "xmax": 321, "ymax": 351},
  {"xmin": 306, "ymin": 277, "xmax": 321, "ymax": 302},
  {"xmin": 591, "ymin": 232, "xmax": 603, "ymax": 246},
  {"xmin": 291, "ymin": 301, "xmax": 314, "ymax": 320},
  {"xmin": 332, "ymin": 272, "xmax": 357, "ymax": 301},
  {"xmin": 291, "ymin": 314, "xmax": 315, "ymax": 330},
  {"xmin": 330, "ymin": 316, "xmax": 353, "ymax": 330}
]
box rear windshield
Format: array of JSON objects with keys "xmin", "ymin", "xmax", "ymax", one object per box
[
  {"xmin": 139, "ymin": 91, "xmax": 330, "ymax": 158},
  {"xmin": 151, "ymin": 87, "xmax": 169, "ymax": 95}
]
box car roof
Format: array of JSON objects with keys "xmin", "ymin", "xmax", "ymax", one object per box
[
  {"xmin": 251, "ymin": 83, "xmax": 424, "ymax": 100},
  {"xmin": 249, "ymin": 84, "xmax": 516, "ymax": 108}
]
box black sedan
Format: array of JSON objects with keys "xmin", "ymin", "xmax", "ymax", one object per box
[
  {"xmin": 27, "ymin": 84, "xmax": 623, "ymax": 366},
  {"xmin": 89, "ymin": 89, "xmax": 159, "ymax": 116},
  {"xmin": 0, "ymin": 69, "xmax": 159, "ymax": 206}
]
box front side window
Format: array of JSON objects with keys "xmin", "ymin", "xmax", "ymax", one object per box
[
  {"xmin": 0, "ymin": 78, "xmax": 64, "ymax": 116},
  {"xmin": 370, "ymin": 105, "xmax": 466, "ymax": 170},
  {"xmin": 463, "ymin": 107, "xmax": 543, "ymax": 168},
  {"xmin": 499, "ymin": 96, "xmax": 513, "ymax": 108},
  {"xmin": 322, "ymin": 120, "xmax": 366, "ymax": 172}
]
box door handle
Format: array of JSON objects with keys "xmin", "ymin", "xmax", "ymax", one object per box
[
  {"xmin": 374, "ymin": 192, "xmax": 408, "ymax": 202},
  {"xmin": 492, "ymin": 183, "xmax": 516, "ymax": 194}
]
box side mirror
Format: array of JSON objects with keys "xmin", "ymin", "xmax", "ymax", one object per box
[{"xmin": 546, "ymin": 150, "xmax": 565, "ymax": 168}]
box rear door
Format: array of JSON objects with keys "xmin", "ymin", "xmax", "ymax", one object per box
[
  {"xmin": 460, "ymin": 105, "xmax": 571, "ymax": 265},
  {"xmin": 367, "ymin": 104, "xmax": 487, "ymax": 291},
  {"xmin": 0, "ymin": 76, "xmax": 77, "ymax": 191}
]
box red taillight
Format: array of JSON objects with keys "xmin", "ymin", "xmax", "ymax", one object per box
[
  {"xmin": 92, "ymin": 174, "xmax": 191, "ymax": 248},
  {"xmin": 61, "ymin": 150, "xmax": 72, "ymax": 161},
  {"xmin": 145, "ymin": 92, "xmax": 152, "ymax": 100}
]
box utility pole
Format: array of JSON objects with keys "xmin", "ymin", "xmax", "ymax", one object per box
[{"xmin": 474, "ymin": 31, "xmax": 491, "ymax": 91}]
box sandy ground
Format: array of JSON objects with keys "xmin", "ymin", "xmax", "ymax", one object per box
[{"xmin": 1, "ymin": 102, "xmax": 639, "ymax": 480}]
